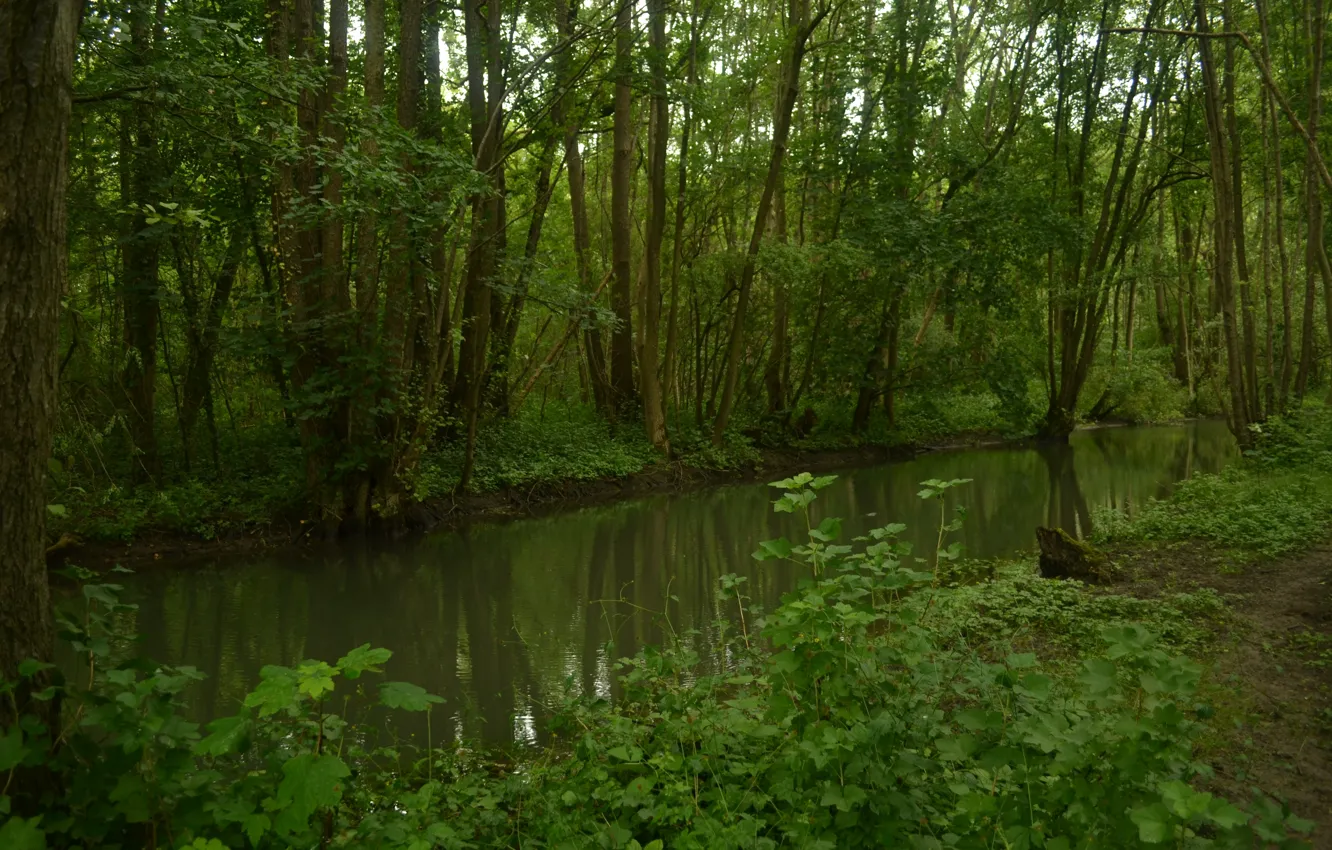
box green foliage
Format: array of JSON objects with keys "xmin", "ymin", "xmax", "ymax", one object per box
[
  {"xmin": 412, "ymin": 408, "xmax": 662, "ymax": 497},
  {"xmin": 1097, "ymin": 412, "xmax": 1332, "ymax": 557},
  {"xmin": 6, "ymin": 478, "xmax": 1311, "ymax": 848},
  {"xmin": 1081, "ymin": 349, "xmax": 1190, "ymax": 424}
]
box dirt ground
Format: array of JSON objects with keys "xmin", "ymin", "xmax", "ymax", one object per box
[{"xmin": 1110, "ymin": 542, "xmax": 1332, "ymax": 847}]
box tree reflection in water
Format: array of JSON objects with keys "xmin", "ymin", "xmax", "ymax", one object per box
[{"xmin": 123, "ymin": 420, "xmax": 1237, "ymax": 744}]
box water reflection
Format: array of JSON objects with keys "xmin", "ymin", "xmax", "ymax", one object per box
[{"xmin": 124, "ymin": 421, "xmax": 1236, "ymax": 744}]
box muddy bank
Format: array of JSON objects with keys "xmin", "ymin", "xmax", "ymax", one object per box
[{"xmin": 1106, "ymin": 542, "xmax": 1332, "ymax": 846}]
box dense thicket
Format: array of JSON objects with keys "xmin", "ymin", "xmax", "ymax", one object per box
[{"xmin": 51, "ymin": 0, "xmax": 1332, "ymax": 532}]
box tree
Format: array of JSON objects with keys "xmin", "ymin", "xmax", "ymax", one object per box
[{"xmin": 0, "ymin": 0, "xmax": 80, "ymax": 730}]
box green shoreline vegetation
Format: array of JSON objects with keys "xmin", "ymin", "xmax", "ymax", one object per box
[
  {"xmin": 8, "ymin": 0, "xmax": 1332, "ymax": 845},
  {"xmin": 3, "ymin": 411, "xmax": 1328, "ymax": 848}
]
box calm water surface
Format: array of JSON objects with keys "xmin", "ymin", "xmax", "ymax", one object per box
[{"xmin": 122, "ymin": 421, "xmax": 1236, "ymax": 744}]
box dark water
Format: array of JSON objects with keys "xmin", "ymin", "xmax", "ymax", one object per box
[{"xmin": 120, "ymin": 421, "xmax": 1235, "ymax": 745}]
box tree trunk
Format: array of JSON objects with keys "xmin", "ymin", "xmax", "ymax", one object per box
[
  {"xmin": 181, "ymin": 234, "xmax": 243, "ymax": 459},
  {"xmin": 0, "ymin": 0, "xmax": 79, "ymax": 736},
  {"xmin": 1222, "ymin": 3, "xmax": 1260, "ymax": 422},
  {"xmin": 609, "ymin": 0, "xmax": 637, "ymax": 411},
  {"xmin": 641, "ymin": 0, "xmax": 670, "ymax": 451},
  {"xmin": 1197, "ymin": 0, "xmax": 1251, "ymax": 446},
  {"xmin": 121, "ymin": 1, "xmax": 163, "ymax": 483},
  {"xmin": 1295, "ymin": 0, "xmax": 1325, "ymax": 400},
  {"xmin": 454, "ymin": 0, "xmax": 499, "ymax": 491},
  {"xmin": 712, "ymin": 0, "xmax": 821, "ymax": 444}
]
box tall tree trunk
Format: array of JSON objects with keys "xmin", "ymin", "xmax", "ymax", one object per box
[
  {"xmin": 488, "ymin": 134, "xmax": 559, "ymax": 414},
  {"xmin": 454, "ymin": 0, "xmax": 499, "ymax": 491},
  {"xmin": 354, "ymin": 0, "xmax": 384, "ymax": 322},
  {"xmin": 641, "ymin": 0, "xmax": 670, "ymax": 451},
  {"xmin": 180, "ymin": 234, "xmax": 243, "ymax": 458},
  {"xmin": 609, "ymin": 0, "xmax": 637, "ymax": 411},
  {"xmin": 664, "ymin": 4, "xmax": 701, "ymax": 422},
  {"xmin": 0, "ymin": 0, "xmax": 79, "ymax": 736},
  {"xmin": 1295, "ymin": 0, "xmax": 1325, "ymax": 400},
  {"xmin": 712, "ymin": 0, "xmax": 823, "ymax": 444},
  {"xmin": 121, "ymin": 0, "xmax": 162, "ymax": 482},
  {"xmin": 1197, "ymin": 0, "xmax": 1251, "ymax": 446},
  {"xmin": 1257, "ymin": 0, "xmax": 1295, "ymax": 408},
  {"xmin": 1222, "ymin": 0, "xmax": 1259, "ymax": 421}
]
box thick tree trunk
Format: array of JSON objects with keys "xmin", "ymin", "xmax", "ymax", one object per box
[{"xmin": 0, "ymin": 0, "xmax": 79, "ymax": 735}]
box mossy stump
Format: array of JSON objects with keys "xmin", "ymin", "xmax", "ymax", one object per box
[{"xmin": 1036, "ymin": 527, "xmax": 1115, "ymax": 584}]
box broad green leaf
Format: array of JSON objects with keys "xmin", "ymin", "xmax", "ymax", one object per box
[
  {"xmin": 295, "ymin": 660, "xmax": 336, "ymax": 700},
  {"xmin": 337, "ymin": 645, "xmax": 391, "ymax": 679},
  {"xmin": 244, "ymin": 813, "xmax": 271, "ymax": 847},
  {"xmin": 0, "ymin": 727, "xmax": 27, "ymax": 772},
  {"xmin": 16, "ymin": 660, "xmax": 53, "ymax": 678},
  {"xmin": 1130, "ymin": 802, "xmax": 1173, "ymax": 843},
  {"xmin": 0, "ymin": 816, "xmax": 46, "ymax": 850},
  {"xmin": 195, "ymin": 713, "xmax": 249, "ymax": 757},
  {"xmin": 753, "ymin": 537, "xmax": 792, "ymax": 560},
  {"xmin": 810, "ymin": 516, "xmax": 842, "ymax": 542},
  {"xmin": 244, "ymin": 666, "xmax": 299, "ymax": 717},
  {"xmin": 273, "ymin": 753, "xmax": 350, "ymax": 835},
  {"xmin": 379, "ymin": 681, "xmax": 444, "ymax": 712}
]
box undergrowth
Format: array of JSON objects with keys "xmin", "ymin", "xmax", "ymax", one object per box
[
  {"xmin": 4, "ymin": 475, "xmax": 1313, "ymax": 848},
  {"xmin": 1096, "ymin": 406, "xmax": 1332, "ymax": 557}
]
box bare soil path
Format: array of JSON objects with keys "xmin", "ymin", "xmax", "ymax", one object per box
[{"xmin": 1112, "ymin": 543, "xmax": 1332, "ymax": 847}]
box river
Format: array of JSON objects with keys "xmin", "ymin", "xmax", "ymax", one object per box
[{"xmin": 119, "ymin": 420, "xmax": 1236, "ymax": 745}]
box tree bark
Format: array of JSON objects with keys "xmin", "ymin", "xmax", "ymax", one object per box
[
  {"xmin": 1197, "ymin": 0, "xmax": 1251, "ymax": 445},
  {"xmin": 120, "ymin": 0, "xmax": 163, "ymax": 482},
  {"xmin": 641, "ymin": 0, "xmax": 670, "ymax": 451},
  {"xmin": 1295, "ymin": 0, "xmax": 1325, "ymax": 400},
  {"xmin": 0, "ymin": 0, "xmax": 79, "ymax": 734},
  {"xmin": 609, "ymin": 0, "xmax": 637, "ymax": 411}
]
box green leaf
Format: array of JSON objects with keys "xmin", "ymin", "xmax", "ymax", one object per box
[
  {"xmin": 16, "ymin": 660, "xmax": 53, "ymax": 679},
  {"xmin": 1130, "ymin": 802, "xmax": 1173, "ymax": 843},
  {"xmin": 273, "ymin": 754, "xmax": 350, "ymax": 835},
  {"xmin": 0, "ymin": 727, "xmax": 28, "ymax": 772},
  {"xmin": 195, "ymin": 713, "xmax": 250, "ymax": 757},
  {"xmin": 244, "ymin": 813, "xmax": 271, "ymax": 847},
  {"xmin": 0, "ymin": 816, "xmax": 46, "ymax": 850},
  {"xmin": 337, "ymin": 645, "xmax": 391, "ymax": 679},
  {"xmin": 810, "ymin": 516, "xmax": 842, "ymax": 542},
  {"xmin": 45, "ymin": 504, "xmax": 66, "ymax": 518},
  {"xmin": 1080, "ymin": 659, "xmax": 1118, "ymax": 694},
  {"xmin": 244, "ymin": 666, "xmax": 299, "ymax": 717},
  {"xmin": 753, "ymin": 537, "xmax": 793, "ymax": 560},
  {"xmin": 295, "ymin": 660, "xmax": 336, "ymax": 700},
  {"xmin": 379, "ymin": 681, "xmax": 444, "ymax": 712}
]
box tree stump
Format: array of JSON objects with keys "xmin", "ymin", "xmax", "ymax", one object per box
[{"xmin": 1036, "ymin": 527, "xmax": 1114, "ymax": 583}]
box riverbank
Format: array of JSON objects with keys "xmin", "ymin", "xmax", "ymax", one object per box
[
  {"xmin": 19, "ymin": 445, "xmax": 1328, "ymax": 849},
  {"xmin": 1103, "ymin": 540, "xmax": 1332, "ymax": 843},
  {"xmin": 56, "ymin": 428, "xmax": 1020, "ymax": 569}
]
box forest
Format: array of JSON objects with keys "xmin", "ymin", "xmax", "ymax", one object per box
[
  {"xmin": 4, "ymin": 0, "xmax": 1332, "ymax": 845},
  {"xmin": 11, "ymin": 0, "xmax": 1332, "ymax": 541}
]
